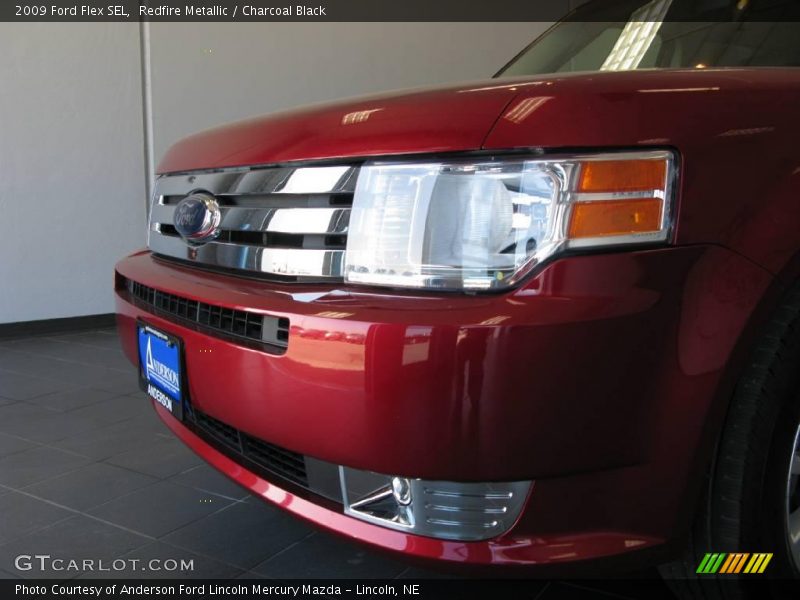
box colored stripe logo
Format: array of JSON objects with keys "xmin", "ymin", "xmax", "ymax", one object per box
[{"xmin": 696, "ymin": 553, "xmax": 773, "ymax": 574}]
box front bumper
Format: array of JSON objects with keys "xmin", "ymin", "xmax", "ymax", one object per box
[{"xmin": 115, "ymin": 245, "xmax": 772, "ymax": 569}]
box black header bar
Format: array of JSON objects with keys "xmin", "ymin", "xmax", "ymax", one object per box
[
  {"xmin": 4, "ymin": 0, "xmax": 800, "ymax": 22},
  {"xmin": 4, "ymin": 0, "xmax": 572, "ymax": 22}
]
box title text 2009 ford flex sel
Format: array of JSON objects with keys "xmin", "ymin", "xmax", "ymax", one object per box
[{"xmin": 115, "ymin": 1, "xmax": 800, "ymax": 593}]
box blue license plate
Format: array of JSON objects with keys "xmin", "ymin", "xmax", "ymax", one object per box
[{"xmin": 138, "ymin": 323, "xmax": 184, "ymax": 420}]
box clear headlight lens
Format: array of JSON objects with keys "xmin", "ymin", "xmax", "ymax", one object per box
[{"xmin": 344, "ymin": 150, "xmax": 674, "ymax": 291}]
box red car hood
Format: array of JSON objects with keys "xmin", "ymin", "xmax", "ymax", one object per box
[
  {"xmin": 158, "ymin": 69, "xmax": 800, "ymax": 174},
  {"xmin": 157, "ymin": 80, "xmax": 520, "ymax": 173}
]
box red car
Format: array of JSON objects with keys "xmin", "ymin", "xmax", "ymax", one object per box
[{"xmin": 115, "ymin": 0, "xmax": 800, "ymax": 592}]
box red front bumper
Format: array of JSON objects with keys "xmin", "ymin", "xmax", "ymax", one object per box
[{"xmin": 115, "ymin": 245, "xmax": 772, "ymax": 570}]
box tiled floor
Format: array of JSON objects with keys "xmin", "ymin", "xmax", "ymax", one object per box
[{"xmin": 0, "ymin": 327, "xmax": 673, "ymax": 597}]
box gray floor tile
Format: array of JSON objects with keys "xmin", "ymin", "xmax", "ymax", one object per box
[
  {"xmin": 49, "ymin": 330, "xmax": 122, "ymax": 351},
  {"xmin": 0, "ymin": 347, "xmax": 131, "ymax": 390},
  {"xmin": 41, "ymin": 362, "xmax": 131, "ymax": 389},
  {"xmin": 0, "ymin": 350, "xmax": 110, "ymax": 383},
  {"xmin": 10, "ymin": 340, "xmax": 130, "ymax": 370},
  {"xmin": 104, "ymin": 435, "xmax": 202, "ymax": 479},
  {"xmin": 251, "ymin": 532, "xmax": 408, "ymax": 579},
  {"xmin": 0, "ymin": 445, "xmax": 92, "ymax": 488},
  {"xmin": 87, "ymin": 480, "xmax": 234, "ymax": 538},
  {"xmin": 0, "ymin": 432, "xmax": 38, "ymax": 458},
  {"xmin": 22, "ymin": 462, "xmax": 158, "ymax": 511},
  {"xmin": 0, "ymin": 337, "xmax": 58, "ymax": 352},
  {"xmin": 53, "ymin": 413, "xmax": 169, "ymax": 460},
  {"xmin": 0, "ymin": 402, "xmax": 107, "ymax": 444},
  {"xmin": 0, "ymin": 515, "xmax": 150, "ymax": 579},
  {"xmin": 69, "ymin": 393, "xmax": 151, "ymax": 424},
  {"xmin": 0, "ymin": 491, "xmax": 74, "ymax": 545},
  {"xmin": 84, "ymin": 541, "xmax": 242, "ymax": 579},
  {"xmin": 0, "ymin": 335, "xmax": 104, "ymax": 351},
  {"xmin": 162, "ymin": 501, "xmax": 312, "ymax": 570},
  {"xmin": 0, "ymin": 368, "xmax": 70, "ymax": 401},
  {"xmin": 169, "ymin": 464, "xmax": 250, "ymax": 501},
  {"xmin": 92, "ymin": 371, "xmax": 143, "ymax": 395},
  {"xmin": 25, "ymin": 387, "xmax": 118, "ymax": 412},
  {"xmin": 0, "ymin": 347, "xmax": 65, "ymax": 376}
]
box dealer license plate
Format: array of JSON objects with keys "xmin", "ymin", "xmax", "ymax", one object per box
[{"xmin": 138, "ymin": 323, "xmax": 184, "ymax": 420}]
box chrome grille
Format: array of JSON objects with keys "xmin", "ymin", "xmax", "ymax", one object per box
[{"xmin": 148, "ymin": 165, "xmax": 358, "ymax": 280}]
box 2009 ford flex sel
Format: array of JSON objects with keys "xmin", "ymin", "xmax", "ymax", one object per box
[{"xmin": 115, "ymin": 0, "xmax": 800, "ymax": 593}]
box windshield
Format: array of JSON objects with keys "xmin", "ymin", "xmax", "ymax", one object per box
[{"xmin": 498, "ymin": 0, "xmax": 800, "ymax": 76}]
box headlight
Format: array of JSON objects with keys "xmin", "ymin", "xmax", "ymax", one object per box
[{"xmin": 345, "ymin": 150, "xmax": 674, "ymax": 291}]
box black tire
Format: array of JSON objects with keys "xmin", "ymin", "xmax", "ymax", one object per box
[{"xmin": 661, "ymin": 284, "xmax": 800, "ymax": 599}]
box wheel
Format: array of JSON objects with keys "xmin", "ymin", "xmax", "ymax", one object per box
[
  {"xmin": 786, "ymin": 422, "xmax": 800, "ymax": 569},
  {"xmin": 661, "ymin": 285, "xmax": 800, "ymax": 598}
]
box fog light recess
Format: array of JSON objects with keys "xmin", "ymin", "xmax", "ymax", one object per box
[{"xmin": 339, "ymin": 466, "xmax": 531, "ymax": 541}]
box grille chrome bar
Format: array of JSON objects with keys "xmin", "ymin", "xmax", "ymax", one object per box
[
  {"xmin": 148, "ymin": 165, "xmax": 357, "ymax": 280},
  {"xmin": 148, "ymin": 234, "xmax": 346, "ymax": 278},
  {"xmin": 155, "ymin": 166, "xmax": 358, "ymax": 196},
  {"xmin": 150, "ymin": 204, "xmax": 351, "ymax": 235}
]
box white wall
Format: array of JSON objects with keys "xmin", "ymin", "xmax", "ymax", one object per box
[
  {"xmin": 147, "ymin": 22, "xmax": 549, "ymax": 165},
  {"xmin": 0, "ymin": 23, "xmax": 147, "ymax": 323},
  {"xmin": 1, "ymin": 21, "xmax": 551, "ymax": 324}
]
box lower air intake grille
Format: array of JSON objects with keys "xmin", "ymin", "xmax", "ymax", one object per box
[
  {"xmin": 123, "ymin": 278, "xmax": 289, "ymax": 354},
  {"xmin": 193, "ymin": 409, "xmax": 241, "ymax": 449},
  {"xmin": 192, "ymin": 408, "xmax": 309, "ymax": 489},
  {"xmin": 243, "ymin": 436, "xmax": 308, "ymax": 487}
]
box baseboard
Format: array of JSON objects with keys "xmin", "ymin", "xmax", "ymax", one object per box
[{"xmin": 0, "ymin": 313, "xmax": 116, "ymax": 339}]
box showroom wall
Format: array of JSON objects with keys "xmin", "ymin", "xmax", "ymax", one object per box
[
  {"xmin": 0, "ymin": 19, "xmax": 555, "ymax": 325},
  {"xmin": 146, "ymin": 22, "xmax": 549, "ymax": 177},
  {"xmin": 0, "ymin": 23, "xmax": 147, "ymax": 325}
]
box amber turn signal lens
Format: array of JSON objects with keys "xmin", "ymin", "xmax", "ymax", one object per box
[
  {"xmin": 568, "ymin": 198, "xmax": 663, "ymax": 239},
  {"xmin": 578, "ymin": 159, "xmax": 667, "ymax": 193}
]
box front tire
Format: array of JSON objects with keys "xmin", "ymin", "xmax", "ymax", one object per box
[{"xmin": 662, "ymin": 285, "xmax": 800, "ymax": 598}]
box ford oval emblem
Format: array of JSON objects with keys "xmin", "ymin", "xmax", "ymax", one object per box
[{"xmin": 173, "ymin": 192, "xmax": 221, "ymax": 243}]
